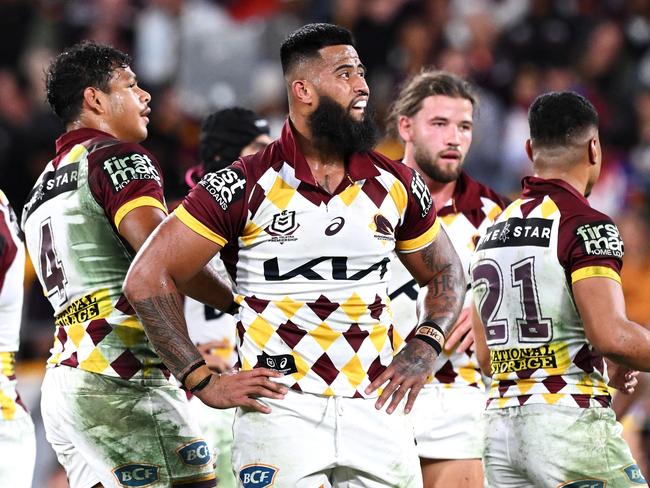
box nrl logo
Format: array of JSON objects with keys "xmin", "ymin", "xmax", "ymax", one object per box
[{"xmin": 266, "ymin": 210, "xmax": 299, "ymax": 243}]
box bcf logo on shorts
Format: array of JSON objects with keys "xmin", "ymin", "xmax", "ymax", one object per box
[
  {"xmin": 177, "ymin": 439, "xmax": 212, "ymax": 466},
  {"xmin": 113, "ymin": 463, "xmax": 160, "ymax": 487},
  {"xmin": 239, "ymin": 464, "xmax": 278, "ymax": 488}
]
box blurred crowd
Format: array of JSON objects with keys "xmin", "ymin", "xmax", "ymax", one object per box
[{"xmin": 2, "ymin": 0, "xmax": 650, "ymax": 485}]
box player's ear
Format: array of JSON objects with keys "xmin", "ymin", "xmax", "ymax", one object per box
[
  {"xmin": 525, "ymin": 139, "xmax": 534, "ymax": 163},
  {"xmin": 82, "ymin": 86, "xmax": 107, "ymax": 115},
  {"xmin": 397, "ymin": 115, "xmax": 413, "ymax": 143},
  {"xmin": 291, "ymin": 79, "xmax": 313, "ymax": 105},
  {"xmin": 588, "ymin": 137, "xmax": 600, "ymax": 165}
]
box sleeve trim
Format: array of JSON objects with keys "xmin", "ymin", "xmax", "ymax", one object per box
[
  {"xmin": 571, "ymin": 266, "xmax": 621, "ymax": 285},
  {"xmin": 114, "ymin": 196, "xmax": 167, "ymax": 229},
  {"xmin": 396, "ymin": 218, "xmax": 440, "ymax": 253},
  {"xmin": 174, "ymin": 204, "xmax": 228, "ymax": 247}
]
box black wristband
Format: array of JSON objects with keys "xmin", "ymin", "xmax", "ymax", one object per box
[
  {"xmin": 189, "ymin": 374, "xmax": 213, "ymax": 393},
  {"xmin": 180, "ymin": 359, "xmax": 206, "ymax": 387},
  {"xmin": 225, "ymin": 300, "xmax": 240, "ymax": 316},
  {"xmin": 413, "ymin": 321, "xmax": 445, "ymax": 354}
]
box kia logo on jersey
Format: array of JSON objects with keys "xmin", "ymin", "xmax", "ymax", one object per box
[{"xmin": 239, "ymin": 464, "xmax": 278, "ymax": 488}]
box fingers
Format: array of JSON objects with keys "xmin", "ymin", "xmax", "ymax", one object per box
[
  {"xmin": 365, "ymin": 367, "xmax": 393, "ymax": 395},
  {"xmin": 404, "ymin": 382, "xmax": 424, "ymax": 414},
  {"xmin": 240, "ymin": 398, "xmax": 272, "ymax": 414},
  {"xmin": 456, "ymin": 329, "xmax": 475, "ymax": 354},
  {"xmin": 385, "ymin": 384, "xmax": 407, "ymax": 414},
  {"xmin": 444, "ymin": 309, "xmax": 471, "ymax": 353}
]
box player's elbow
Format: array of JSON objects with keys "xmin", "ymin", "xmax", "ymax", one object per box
[{"xmin": 123, "ymin": 256, "xmax": 158, "ymax": 304}]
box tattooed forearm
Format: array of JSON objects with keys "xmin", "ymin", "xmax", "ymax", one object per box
[
  {"xmin": 417, "ymin": 229, "xmax": 466, "ymax": 337},
  {"xmin": 132, "ymin": 292, "xmax": 203, "ymax": 380}
]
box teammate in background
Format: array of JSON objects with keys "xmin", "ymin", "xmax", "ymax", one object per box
[
  {"xmin": 21, "ymin": 41, "xmax": 283, "ymax": 488},
  {"xmin": 0, "ymin": 191, "xmax": 35, "ymax": 487},
  {"xmin": 470, "ymin": 91, "xmax": 650, "ymax": 487},
  {"xmin": 387, "ymin": 71, "xmax": 508, "ymax": 488},
  {"xmin": 125, "ymin": 23, "xmax": 466, "ymax": 487},
  {"xmin": 183, "ymin": 107, "xmax": 271, "ymax": 488}
]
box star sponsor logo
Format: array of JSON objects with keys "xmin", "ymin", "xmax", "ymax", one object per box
[
  {"xmin": 478, "ymin": 217, "xmax": 552, "ymax": 250},
  {"xmin": 102, "ymin": 153, "xmax": 161, "ymax": 193},
  {"xmin": 575, "ymin": 220, "xmax": 624, "ymax": 258},
  {"xmin": 199, "ymin": 167, "xmax": 246, "ymax": 211}
]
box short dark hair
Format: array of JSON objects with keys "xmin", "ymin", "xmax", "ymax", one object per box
[
  {"xmin": 46, "ymin": 41, "xmax": 131, "ymax": 124},
  {"xmin": 200, "ymin": 107, "xmax": 270, "ymax": 172},
  {"xmin": 280, "ymin": 23, "xmax": 355, "ymax": 75},
  {"xmin": 387, "ymin": 70, "xmax": 477, "ymax": 136},
  {"xmin": 528, "ymin": 91, "xmax": 599, "ymax": 147}
]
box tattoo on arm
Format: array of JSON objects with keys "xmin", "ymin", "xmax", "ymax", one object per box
[
  {"xmin": 132, "ymin": 293, "xmax": 203, "ymax": 380},
  {"xmin": 417, "ymin": 233, "xmax": 466, "ymax": 337}
]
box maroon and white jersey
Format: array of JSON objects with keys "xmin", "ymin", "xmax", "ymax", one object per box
[
  {"xmin": 390, "ymin": 172, "xmax": 507, "ymax": 389},
  {"xmin": 22, "ymin": 129, "xmax": 169, "ymax": 381},
  {"xmin": 176, "ymin": 120, "xmax": 439, "ymax": 397},
  {"xmin": 0, "ymin": 191, "xmax": 27, "ymax": 419},
  {"xmin": 471, "ymin": 177, "xmax": 622, "ymax": 409}
]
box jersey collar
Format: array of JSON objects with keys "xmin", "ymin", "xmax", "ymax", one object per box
[
  {"xmin": 521, "ymin": 176, "xmax": 590, "ymax": 206},
  {"xmin": 55, "ymin": 128, "xmax": 116, "ymax": 155},
  {"xmin": 278, "ymin": 118, "xmax": 380, "ymax": 187}
]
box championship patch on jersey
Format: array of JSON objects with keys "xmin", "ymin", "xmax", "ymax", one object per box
[
  {"xmin": 199, "ymin": 167, "xmax": 246, "ymax": 211},
  {"xmin": 575, "ymin": 221, "xmax": 624, "ymax": 258},
  {"xmin": 478, "ymin": 217, "xmax": 552, "ymax": 250},
  {"xmin": 410, "ymin": 170, "xmax": 433, "ymax": 217},
  {"xmin": 239, "ymin": 464, "xmax": 278, "ymax": 488},
  {"xmin": 102, "ymin": 153, "xmax": 162, "ymax": 193}
]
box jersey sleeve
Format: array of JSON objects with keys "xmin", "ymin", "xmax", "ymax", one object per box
[
  {"xmin": 559, "ymin": 212, "xmax": 624, "ymax": 285},
  {"xmin": 0, "ymin": 203, "xmax": 18, "ymax": 295},
  {"xmin": 174, "ymin": 162, "xmax": 248, "ymax": 247},
  {"xmin": 394, "ymin": 167, "xmax": 440, "ymax": 253},
  {"xmin": 88, "ymin": 143, "xmax": 167, "ymax": 229}
]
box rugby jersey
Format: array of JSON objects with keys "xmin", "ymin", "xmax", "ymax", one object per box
[
  {"xmin": 22, "ymin": 129, "xmax": 169, "ymax": 381},
  {"xmin": 176, "ymin": 120, "xmax": 439, "ymax": 397},
  {"xmin": 0, "ymin": 191, "xmax": 28, "ymax": 420},
  {"xmin": 471, "ymin": 176, "xmax": 621, "ymax": 409},
  {"xmin": 390, "ymin": 171, "xmax": 507, "ymax": 389}
]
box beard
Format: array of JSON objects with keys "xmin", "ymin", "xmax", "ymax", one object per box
[
  {"xmin": 308, "ymin": 95, "xmax": 379, "ymax": 157},
  {"xmin": 414, "ymin": 145, "xmax": 464, "ymax": 184}
]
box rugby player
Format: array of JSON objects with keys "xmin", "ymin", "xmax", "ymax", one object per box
[
  {"xmin": 0, "ymin": 191, "xmax": 35, "ymax": 487},
  {"xmin": 387, "ymin": 70, "xmax": 507, "ymax": 488},
  {"xmin": 22, "ymin": 41, "xmax": 283, "ymax": 488},
  {"xmin": 471, "ymin": 91, "xmax": 650, "ymax": 487},
  {"xmin": 182, "ymin": 107, "xmax": 271, "ymax": 488},
  {"xmin": 125, "ymin": 23, "xmax": 466, "ymax": 487}
]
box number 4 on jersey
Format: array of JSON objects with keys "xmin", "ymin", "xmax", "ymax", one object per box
[{"xmin": 39, "ymin": 218, "xmax": 68, "ymax": 305}]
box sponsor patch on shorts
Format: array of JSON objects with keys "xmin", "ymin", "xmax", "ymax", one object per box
[
  {"xmin": 238, "ymin": 464, "xmax": 278, "ymax": 488},
  {"xmin": 113, "ymin": 463, "xmax": 160, "ymax": 487},
  {"xmin": 177, "ymin": 439, "xmax": 212, "ymax": 466},
  {"xmin": 623, "ymin": 464, "xmax": 647, "ymax": 484},
  {"xmin": 558, "ymin": 479, "xmax": 605, "ymax": 488}
]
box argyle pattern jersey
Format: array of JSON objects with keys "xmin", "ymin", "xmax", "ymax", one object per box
[
  {"xmin": 471, "ymin": 177, "xmax": 621, "ymax": 409},
  {"xmin": 22, "ymin": 129, "xmax": 169, "ymax": 381},
  {"xmin": 176, "ymin": 120, "xmax": 439, "ymax": 397},
  {"xmin": 0, "ymin": 191, "xmax": 28, "ymax": 420},
  {"xmin": 389, "ymin": 172, "xmax": 507, "ymax": 390}
]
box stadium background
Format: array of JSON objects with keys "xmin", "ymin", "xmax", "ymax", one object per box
[{"xmin": 2, "ymin": 0, "xmax": 649, "ymax": 485}]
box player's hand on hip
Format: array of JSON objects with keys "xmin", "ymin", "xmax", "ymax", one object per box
[
  {"xmin": 364, "ymin": 339, "xmax": 437, "ymax": 415},
  {"xmin": 444, "ymin": 307, "xmax": 474, "ymax": 354},
  {"xmin": 194, "ymin": 368, "xmax": 288, "ymax": 413},
  {"xmin": 607, "ymin": 360, "xmax": 639, "ymax": 394}
]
